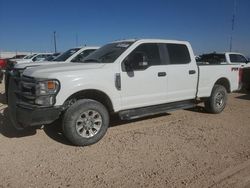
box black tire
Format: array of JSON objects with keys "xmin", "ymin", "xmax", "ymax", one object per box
[
  {"xmin": 204, "ymin": 85, "xmax": 228, "ymax": 114},
  {"xmin": 62, "ymin": 99, "xmax": 109, "ymax": 146}
]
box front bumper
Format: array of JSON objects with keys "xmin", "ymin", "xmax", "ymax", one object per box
[
  {"xmin": 15, "ymin": 105, "xmax": 61, "ymax": 128},
  {"xmin": 8, "ymin": 76, "xmax": 62, "ymax": 129}
]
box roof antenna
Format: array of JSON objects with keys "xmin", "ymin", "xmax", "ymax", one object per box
[{"xmin": 229, "ymin": 0, "xmax": 237, "ymax": 52}]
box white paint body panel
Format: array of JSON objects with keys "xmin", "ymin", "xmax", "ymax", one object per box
[{"xmin": 197, "ymin": 65, "xmax": 240, "ymax": 97}]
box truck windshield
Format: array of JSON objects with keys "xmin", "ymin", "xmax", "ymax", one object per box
[
  {"xmin": 84, "ymin": 42, "xmax": 134, "ymax": 63},
  {"xmin": 53, "ymin": 48, "xmax": 80, "ymax": 62},
  {"xmin": 24, "ymin": 54, "xmax": 37, "ymax": 59}
]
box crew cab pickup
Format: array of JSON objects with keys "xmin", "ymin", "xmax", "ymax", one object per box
[{"xmin": 8, "ymin": 39, "xmax": 242, "ymax": 146}]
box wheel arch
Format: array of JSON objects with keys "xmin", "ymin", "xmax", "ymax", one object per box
[
  {"xmin": 214, "ymin": 77, "xmax": 231, "ymax": 93},
  {"xmin": 64, "ymin": 89, "xmax": 114, "ymax": 113}
]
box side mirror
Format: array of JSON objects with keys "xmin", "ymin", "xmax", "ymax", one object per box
[
  {"xmin": 123, "ymin": 57, "xmax": 133, "ymax": 71},
  {"xmin": 123, "ymin": 52, "xmax": 149, "ymax": 71}
]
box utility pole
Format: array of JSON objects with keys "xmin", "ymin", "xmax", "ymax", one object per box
[
  {"xmin": 53, "ymin": 31, "xmax": 57, "ymax": 53},
  {"xmin": 229, "ymin": 0, "xmax": 237, "ymax": 52}
]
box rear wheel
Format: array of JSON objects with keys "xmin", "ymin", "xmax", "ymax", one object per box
[
  {"xmin": 204, "ymin": 85, "xmax": 228, "ymax": 114},
  {"xmin": 63, "ymin": 99, "xmax": 109, "ymax": 146}
]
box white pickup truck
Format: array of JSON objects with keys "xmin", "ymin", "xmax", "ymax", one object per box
[
  {"xmin": 8, "ymin": 39, "xmax": 242, "ymax": 146},
  {"xmin": 197, "ymin": 52, "xmax": 250, "ymax": 67}
]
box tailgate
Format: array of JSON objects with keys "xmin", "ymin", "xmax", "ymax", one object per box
[{"xmin": 243, "ymin": 67, "xmax": 250, "ymax": 83}]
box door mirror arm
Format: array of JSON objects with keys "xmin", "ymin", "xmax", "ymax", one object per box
[{"xmin": 123, "ymin": 58, "xmax": 133, "ymax": 71}]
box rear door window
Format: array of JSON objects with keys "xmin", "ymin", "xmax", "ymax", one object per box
[
  {"xmin": 166, "ymin": 44, "xmax": 191, "ymax": 64},
  {"xmin": 229, "ymin": 54, "xmax": 247, "ymax": 63}
]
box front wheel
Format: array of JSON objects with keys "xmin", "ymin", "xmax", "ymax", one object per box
[
  {"xmin": 63, "ymin": 99, "xmax": 109, "ymax": 146},
  {"xmin": 204, "ymin": 85, "xmax": 228, "ymax": 114}
]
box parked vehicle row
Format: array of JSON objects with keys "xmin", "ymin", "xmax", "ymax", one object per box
[
  {"xmin": 2, "ymin": 52, "xmax": 60, "ymax": 72},
  {"xmin": 0, "ymin": 54, "xmax": 31, "ymax": 83},
  {"xmin": 4, "ymin": 47, "xmax": 99, "ymax": 99},
  {"xmin": 7, "ymin": 39, "xmax": 243, "ymax": 146},
  {"xmin": 10, "ymin": 53, "xmax": 56, "ymax": 64}
]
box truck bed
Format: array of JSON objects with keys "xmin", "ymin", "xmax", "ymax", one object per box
[{"xmin": 197, "ymin": 63, "xmax": 241, "ymax": 98}]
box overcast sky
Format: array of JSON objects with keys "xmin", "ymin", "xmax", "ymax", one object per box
[{"xmin": 0, "ymin": 0, "xmax": 249, "ymax": 56}]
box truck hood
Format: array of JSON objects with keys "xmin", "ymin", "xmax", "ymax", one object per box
[
  {"xmin": 23, "ymin": 63, "xmax": 105, "ymax": 78},
  {"xmin": 15, "ymin": 61, "xmax": 64, "ymax": 69}
]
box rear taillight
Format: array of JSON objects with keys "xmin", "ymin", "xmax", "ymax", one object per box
[{"xmin": 0, "ymin": 59, "xmax": 7, "ymax": 69}]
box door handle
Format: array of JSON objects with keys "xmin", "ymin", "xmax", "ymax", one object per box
[
  {"xmin": 158, "ymin": 72, "xmax": 167, "ymax": 77},
  {"xmin": 189, "ymin": 70, "xmax": 196, "ymax": 75}
]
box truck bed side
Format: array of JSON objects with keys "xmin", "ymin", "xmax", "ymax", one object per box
[{"xmin": 197, "ymin": 64, "xmax": 240, "ymax": 98}]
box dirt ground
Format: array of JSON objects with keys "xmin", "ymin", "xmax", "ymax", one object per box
[{"xmin": 0, "ymin": 83, "xmax": 250, "ymax": 188}]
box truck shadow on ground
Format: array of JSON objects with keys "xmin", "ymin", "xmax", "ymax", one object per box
[
  {"xmin": 43, "ymin": 113, "xmax": 169, "ymax": 146},
  {"xmin": 186, "ymin": 106, "xmax": 207, "ymax": 113},
  {"xmin": 0, "ymin": 107, "xmax": 37, "ymax": 138},
  {"xmin": 236, "ymin": 94, "xmax": 250, "ymax": 100},
  {"xmin": 235, "ymin": 91, "xmax": 250, "ymax": 100},
  {"xmin": 0, "ymin": 106, "xmax": 170, "ymax": 146},
  {"xmin": 235, "ymin": 89, "xmax": 250, "ymax": 100}
]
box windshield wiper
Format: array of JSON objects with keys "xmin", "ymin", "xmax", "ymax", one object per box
[{"xmin": 84, "ymin": 58, "xmax": 100, "ymax": 63}]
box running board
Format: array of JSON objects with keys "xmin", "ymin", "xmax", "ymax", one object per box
[{"xmin": 119, "ymin": 100, "xmax": 196, "ymax": 120}]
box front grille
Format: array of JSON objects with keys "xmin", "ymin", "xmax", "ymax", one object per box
[{"xmin": 15, "ymin": 76, "xmax": 37, "ymax": 105}]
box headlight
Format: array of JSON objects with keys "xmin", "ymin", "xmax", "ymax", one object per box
[
  {"xmin": 35, "ymin": 96, "xmax": 56, "ymax": 106},
  {"xmin": 34, "ymin": 79, "xmax": 60, "ymax": 106},
  {"xmin": 36, "ymin": 80, "xmax": 60, "ymax": 95}
]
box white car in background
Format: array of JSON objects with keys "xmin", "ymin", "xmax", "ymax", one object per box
[
  {"xmin": 14, "ymin": 46, "xmax": 99, "ymax": 69},
  {"xmin": 5, "ymin": 47, "xmax": 99, "ymax": 98},
  {"xmin": 11, "ymin": 53, "xmax": 53, "ymax": 64}
]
